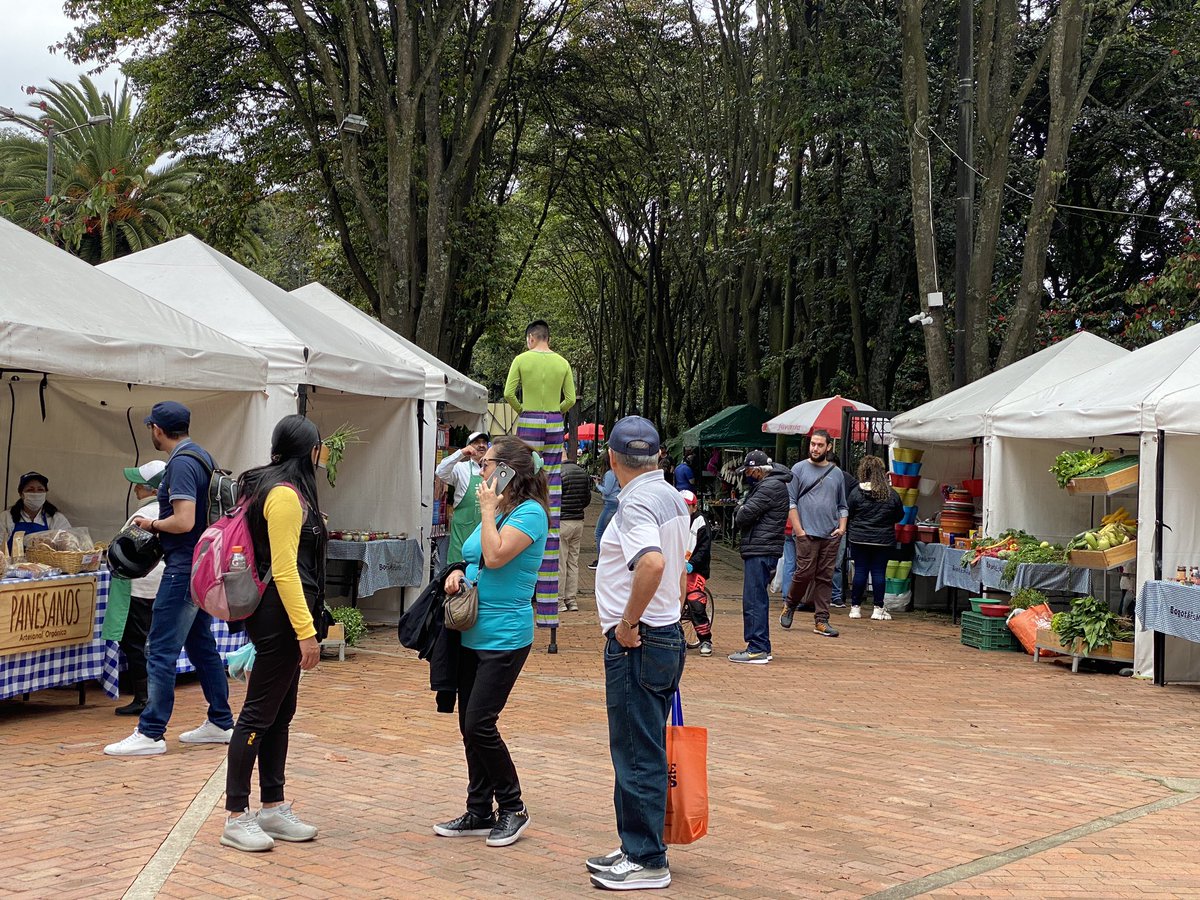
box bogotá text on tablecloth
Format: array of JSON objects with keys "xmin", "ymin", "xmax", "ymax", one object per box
[{"xmin": 1169, "ymin": 605, "xmax": 1200, "ymax": 622}]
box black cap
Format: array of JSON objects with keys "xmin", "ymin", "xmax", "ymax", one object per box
[
  {"xmin": 737, "ymin": 450, "xmax": 772, "ymax": 473},
  {"xmin": 144, "ymin": 401, "xmax": 191, "ymax": 433},
  {"xmin": 18, "ymin": 471, "xmax": 48, "ymax": 492}
]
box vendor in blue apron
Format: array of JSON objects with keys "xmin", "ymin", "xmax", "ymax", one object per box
[
  {"xmin": 434, "ymin": 431, "xmax": 490, "ymax": 565},
  {"xmin": 5, "ymin": 471, "xmax": 72, "ymax": 552}
]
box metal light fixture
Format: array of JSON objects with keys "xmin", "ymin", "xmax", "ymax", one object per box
[
  {"xmin": 339, "ymin": 113, "xmax": 369, "ymax": 135},
  {"xmin": 0, "ymin": 105, "xmax": 16, "ymax": 119},
  {"xmin": 86, "ymin": 114, "xmax": 113, "ymax": 125}
]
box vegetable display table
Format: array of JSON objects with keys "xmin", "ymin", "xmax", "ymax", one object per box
[
  {"xmin": 1139, "ymin": 579, "xmax": 1200, "ymax": 685},
  {"xmin": 327, "ymin": 538, "xmax": 424, "ymax": 607},
  {"xmin": 978, "ymin": 557, "xmax": 1091, "ymax": 594}
]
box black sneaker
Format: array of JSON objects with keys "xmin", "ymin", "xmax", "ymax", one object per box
[
  {"xmin": 779, "ymin": 605, "xmax": 795, "ymax": 629},
  {"xmin": 433, "ymin": 810, "xmax": 496, "ymax": 837},
  {"xmin": 587, "ymin": 560, "xmax": 599, "ymax": 570},
  {"xmin": 486, "ymin": 806, "xmax": 530, "ymax": 847},
  {"xmin": 830, "ymin": 600, "xmax": 847, "ymax": 608}
]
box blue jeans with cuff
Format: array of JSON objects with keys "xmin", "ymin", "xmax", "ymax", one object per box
[
  {"xmin": 605, "ymin": 623, "xmax": 686, "ymax": 869},
  {"xmin": 741, "ymin": 555, "xmax": 776, "ymax": 654},
  {"xmin": 139, "ymin": 572, "xmax": 233, "ymax": 740}
]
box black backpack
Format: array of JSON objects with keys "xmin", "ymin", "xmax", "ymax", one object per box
[{"xmin": 173, "ymin": 448, "xmax": 240, "ymax": 526}]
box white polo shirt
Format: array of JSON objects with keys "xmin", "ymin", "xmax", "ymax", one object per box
[{"xmin": 595, "ymin": 469, "xmax": 690, "ymax": 633}]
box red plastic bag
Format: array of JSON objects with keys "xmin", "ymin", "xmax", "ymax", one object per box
[
  {"xmin": 664, "ymin": 691, "xmax": 708, "ymax": 844},
  {"xmin": 1008, "ymin": 602, "xmax": 1058, "ymax": 656}
]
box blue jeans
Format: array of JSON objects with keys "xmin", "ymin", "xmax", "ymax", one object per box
[
  {"xmin": 595, "ymin": 501, "xmax": 618, "ymax": 551},
  {"xmin": 605, "ymin": 623, "xmax": 686, "ymax": 869},
  {"xmin": 781, "ymin": 537, "xmax": 796, "ymax": 594},
  {"xmin": 850, "ymin": 543, "xmax": 890, "ymax": 607},
  {"xmin": 139, "ymin": 572, "xmax": 233, "ymax": 740},
  {"xmin": 741, "ymin": 555, "xmax": 776, "ymax": 654},
  {"xmin": 831, "ymin": 533, "xmax": 848, "ymax": 603}
]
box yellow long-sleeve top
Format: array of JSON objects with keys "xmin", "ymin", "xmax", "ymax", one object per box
[
  {"xmin": 264, "ymin": 485, "xmax": 316, "ymax": 641},
  {"xmin": 504, "ymin": 349, "xmax": 577, "ymax": 414}
]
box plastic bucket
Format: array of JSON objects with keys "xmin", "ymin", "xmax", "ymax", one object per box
[
  {"xmin": 899, "ymin": 488, "xmax": 919, "ymax": 505},
  {"xmin": 885, "ymin": 577, "xmax": 911, "ymax": 594},
  {"xmin": 893, "ymin": 448, "xmax": 925, "ymax": 463},
  {"xmin": 963, "ymin": 478, "xmax": 983, "ymax": 497},
  {"xmin": 900, "ymin": 506, "xmax": 918, "ymax": 525},
  {"xmin": 968, "ymin": 597, "xmax": 989, "ymax": 613},
  {"xmin": 896, "ymin": 561, "xmax": 912, "ymax": 578},
  {"xmin": 885, "ymin": 560, "xmax": 901, "ymax": 579},
  {"xmin": 895, "ymin": 524, "xmax": 918, "ymax": 544},
  {"xmin": 890, "ymin": 474, "xmax": 920, "ymax": 489}
]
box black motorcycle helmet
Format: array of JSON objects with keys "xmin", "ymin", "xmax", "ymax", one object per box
[{"xmin": 108, "ymin": 525, "xmax": 163, "ymax": 579}]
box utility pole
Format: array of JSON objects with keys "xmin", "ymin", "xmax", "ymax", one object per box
[{"xmin": 954, "ymin": 0, "xmax": 974, "ymax": 389}]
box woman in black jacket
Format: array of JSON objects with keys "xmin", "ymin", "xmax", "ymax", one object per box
[{"xmin": 846, "ymin": 456, "xmax": 903, "ymax": 621}]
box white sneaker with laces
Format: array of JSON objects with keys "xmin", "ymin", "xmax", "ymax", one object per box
[
  {"xmin": 871, "ymin": 607, "xmax": 892, "ymax": 621},
  {"xmin": 258, "ymin": 802, "xmax": 318, "ymax": 842},
  {"xmin": 103, "ymin": 728, "xmax": 166, "ymax": 757},
  {"xmin": 589, "ymin": 856, "xmax": 671, "ymax": 890},
  {"xmin": 221, "ymin": 810, "xmax": 275, "ymax": 852},
  {"xmin": 848, "ymin": 607, "xmax": 862, "ymax": 619},
  {"xmin": 180, "ymin": 720, "xmax": 234, "ymax": 744}
]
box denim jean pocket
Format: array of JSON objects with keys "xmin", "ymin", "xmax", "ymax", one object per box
[
  {"xmin": 603, "ymin": 635, "xmax": 628, "ymax": 662},
  {"xmin": 638, "ymin": 636, "xmax": 683, "ymax": 694}
]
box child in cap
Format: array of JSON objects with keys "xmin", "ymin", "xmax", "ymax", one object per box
[{"xmin": 680, "ymin": 490, "xmax": 714, "ymax": 655}]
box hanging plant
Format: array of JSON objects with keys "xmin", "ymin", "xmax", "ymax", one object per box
[{"xmin": 322, "ymin": 423, "xmax": 365, "ymax": 487}]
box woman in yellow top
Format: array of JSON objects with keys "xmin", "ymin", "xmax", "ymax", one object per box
[{"xmin": 221, "ymin": 415, "xmax": 328, "ymax": 853}]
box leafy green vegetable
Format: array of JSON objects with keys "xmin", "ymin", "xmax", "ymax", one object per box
[
  {"xmin": 1050, "ymin": 449, "xmax": 1115, "ymax": 489},
  {"xmin": 1051, "ymin": 596, "xmax": 1128, "ymax": 653},
  {"xmin": 323, "ymin": 423, "xmax": 366, "ymax": 488},
  {"xmin": 1010, "ymin": 588, "xmax": 1048, "ymax": 610},
  {"xmin": 330, "ymin": 606, "xmax": 367, "ymax": 646}
]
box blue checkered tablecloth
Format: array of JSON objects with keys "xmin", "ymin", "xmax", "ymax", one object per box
[
  {"xmin": 0, "ymin": 571, "xmax": 121, "ymax": 702},
  {"xmin": 175, "ymin": 619, "xmax": 247, "ymax": 673},
  {"xmin": 327, "ymin": 538, "xmax": 423, "ymax": 597},
  {"xmin": 936, "ymin": 547, "xmax": 983, "ymax": 592},
  {"xmin": 913, "ymin": 541, "xmax": 946, "ymax": 578},
  {"xmin": 979, "ymin": 557, "xmax": 1091, "ymax": 594},
  {"xmin": 1140, "ymin": 580, "xmax": 1200, "ymax": 642}
]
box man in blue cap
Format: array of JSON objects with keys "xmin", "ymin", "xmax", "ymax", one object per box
[
  {"xmin": 586, "ymin": 416, "xmax": 688, "ymax": 891},
  {"xmin": 105, "ymin": 401, "xmax": 235, "ymax": 757}
]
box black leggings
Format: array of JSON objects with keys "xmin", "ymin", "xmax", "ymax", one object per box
[
  {"xmin": 225, "ymin": 591, "xmax": 301, "ymax": 813},
  {"xmin": 458, "ymin": 644, "xmax": 531, "ymax": 817}
]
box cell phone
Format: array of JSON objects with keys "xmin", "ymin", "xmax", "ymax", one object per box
[{"xmin": 487, "ymin": 462, "xmax": 517, "ymax": 494}]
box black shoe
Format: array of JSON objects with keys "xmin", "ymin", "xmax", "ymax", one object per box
[
  {"xmin": 830, "ymin": 600, "xmax": 847, "ymax": 609},
  {"xmin": 115, "ymin": 697, "xmax": 147, "ymax": 716},
  {"xmin": 587, "ymin": 560, "xmax": 599, "ymax": 570},
  {"xmin": 433, "ymin": 810, "xmax": 496, "ymax": 837},
  {"xmin": 486, "ymin": 806, "xmax": 530, "ymax": 847}
]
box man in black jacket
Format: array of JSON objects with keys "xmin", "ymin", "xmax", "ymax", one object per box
[
  {"xmin": 559, "ymin": 459, "xmax": 593, "ymax": 612},
  {"xmin": 729, "ymin": 450, "xmax": 792, "ymax": 664}
]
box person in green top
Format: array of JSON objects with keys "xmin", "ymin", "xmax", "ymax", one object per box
[
  {"xmin": 504, "ymin": 321, "xmax": 576, "ymax": 631},
  {"xmin": 436, "ymin": 431, "xmax": 491, "ymax": 565}
]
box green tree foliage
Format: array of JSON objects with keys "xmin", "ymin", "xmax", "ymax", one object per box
[{"xmin": 0, "ymin": 76, "xmax": 193, "ymax": 262}]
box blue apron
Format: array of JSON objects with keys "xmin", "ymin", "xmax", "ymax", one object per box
[{"xmin": 8, "ymin": 513, "xmax": 50, "ymax": 552}]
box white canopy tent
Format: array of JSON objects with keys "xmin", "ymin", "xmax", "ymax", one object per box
[
  {"xmin": 890, "ymin": 332, "xmax": 1128, "ymax": 528},
  {"xmin": 0, "ymin": 217, "xmax": 271, "ymax": 538},
  {"xmin": 101, "ymin": 237, "xmax": 431, "ymax": 618},
  {"xmin": 988, "ymin": 324, "xmax": 1200, "ymax": 681}
]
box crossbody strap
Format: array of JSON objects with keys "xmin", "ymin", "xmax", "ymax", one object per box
[{"xmin": 795, "ymin": 463, "xmax": 836, "ymax": 502}]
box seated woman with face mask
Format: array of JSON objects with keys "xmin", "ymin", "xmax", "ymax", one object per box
[{"xmin": 5, "ymin": 471, "xmax": 72, "ymax": 553}]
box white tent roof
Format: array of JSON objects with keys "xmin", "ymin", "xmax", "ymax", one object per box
[
  {"xmin": 101, "ymin": 236, "xmax": 427, "ymax": 398},
  {"xmin": 291, "ymin": 282, "xmax": 487, "ymax": 414},
  {"xmin": 989, "ymin": 325, "xmax": 1200, "ymax": 438},
  {"xmin": 893, "ymin": 331, "xmax": 1129, "ymax": 442},
  {"xmin": 0, "ymin": 218, "xmax": 267, "ymax": 391}
]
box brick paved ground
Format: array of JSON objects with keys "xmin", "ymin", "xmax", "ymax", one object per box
[{"xmin": 4, "ymin": 535, "xmax": 1200, "ymax": 899}]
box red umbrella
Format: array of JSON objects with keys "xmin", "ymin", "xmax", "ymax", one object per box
[
  {"xmin": 576, "ymin": 422, "xmax": 605, "ymax": 441},
  {"xmin": 762, "ymin": 395, "xmax": 878, "ymax": 438}
]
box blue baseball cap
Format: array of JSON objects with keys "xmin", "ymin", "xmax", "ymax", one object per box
[
  {"xmin": 144, "ymin": 401, "xmax": 191, "ymax": 433},
  {"xmin": 609, "ymin": 416, "xmax": 660, "ymax": 455}
]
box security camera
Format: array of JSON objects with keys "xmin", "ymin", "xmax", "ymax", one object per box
[{"xmin": 908, "ymin": 312, "xmax": 925, "ymax": 324}]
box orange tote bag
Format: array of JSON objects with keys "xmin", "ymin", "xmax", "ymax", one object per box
[{"xmin": 664, "ymin": 690, "xmax": 709, "ymax": 844}]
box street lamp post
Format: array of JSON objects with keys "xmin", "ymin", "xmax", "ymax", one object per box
[{"xmin": 0, "ymin": 106, "xmax": 113, "ymax": 201}]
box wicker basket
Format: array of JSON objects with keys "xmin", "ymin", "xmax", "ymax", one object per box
[{"xmin": 26, "ymin": 545, "xmax": 103, "ymax": 574}]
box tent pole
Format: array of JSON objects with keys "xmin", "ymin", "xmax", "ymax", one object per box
[{"xmin": 1154, "ymin": 430, "xmax": 1166, "ymax": 685}]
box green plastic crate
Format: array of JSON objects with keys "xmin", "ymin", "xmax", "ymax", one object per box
[
  {"xmin": 960, "ymin": 611, "xmax": 1021, "ymax": 651},
  {"xmin": 884, "ymin": 577, "xmax": 911, "ymax": 594}
]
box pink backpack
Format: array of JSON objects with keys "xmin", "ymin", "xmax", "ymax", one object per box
[{"xmin": 190, "ymin": 483, "xmax": 303, "ymax": 621}]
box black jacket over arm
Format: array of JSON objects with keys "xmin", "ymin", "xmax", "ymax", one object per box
[
  {"xmin": 397, "ymin": 562, "xmax": 465, "ymax": 713},
  {"xmin": 690, "ymin": 520, "xmax": 712, "ymax": 579}
]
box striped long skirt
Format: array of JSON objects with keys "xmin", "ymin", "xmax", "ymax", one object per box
[{"xmin": 517, "ymin": 411, "xmax": 564, "ymax": 628}]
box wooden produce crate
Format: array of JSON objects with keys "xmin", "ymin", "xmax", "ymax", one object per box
[
  {"xmin": 1034, "ymin": 628, "xmax": 1134, "ymax": 671},
  {"xmin": 1068, "ymin": 539, "xmax": 1137, "ymax": 571},
  {"xmin": 1065, "ymin": 455, "xmax": 1138, "ymax": 495}
]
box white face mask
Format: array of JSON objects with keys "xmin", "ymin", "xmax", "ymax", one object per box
[{"xmin": 23, "ymin": 492, "xmax": 47, "ymax": 511}]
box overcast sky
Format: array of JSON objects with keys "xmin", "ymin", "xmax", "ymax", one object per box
[{"xmin": 0, "ymin": 2, "xmax": 118, "ymax": 118}]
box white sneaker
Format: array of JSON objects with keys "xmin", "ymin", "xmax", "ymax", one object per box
[
  {"xmin": 258, "ymin": 802, "xmax": 318, "ymax": 842},
  {"xmin": 221, "ymin": 810, "xmax": 275, "ymax": 852},
  {"xmin": 180, "ymin": 720, "xmax": 234, "ymax": 744},
  {"xmin": 848, "ymin": 607, "xmax": 862, "ymax": 619},
  {"xmin": 871, "ymin": 607, "xmax": 892, "ymax": 621},
  {"xmin": 104, "ymin": 728, "xmax": 166, "ymax": 757}
]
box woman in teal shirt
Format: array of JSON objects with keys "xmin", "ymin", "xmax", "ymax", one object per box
[{"xmin": 437, "ymin": 436, "xmax": 548, "ymax": 849}]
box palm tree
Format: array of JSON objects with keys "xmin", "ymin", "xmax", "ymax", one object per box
[{"xmin": 0, "ymin": 76, "xmax": 194, "ymax": 262}]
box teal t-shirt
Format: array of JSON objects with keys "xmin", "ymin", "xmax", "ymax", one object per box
[{"xmin": 461, "ymin": 499, "xmax": 548, "ymax": 651}]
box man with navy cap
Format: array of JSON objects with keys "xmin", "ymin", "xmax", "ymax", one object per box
[
  {"xmin": 435, "ymin": 430, "xmax": 491, "ymax": 565},
  {"xmin": 586, "ymin": 416, "xmax": 688, "ymax": 891},
  {"xmin": 105, "ymin": 401, "xmax": 235, "ymax": 757}
]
